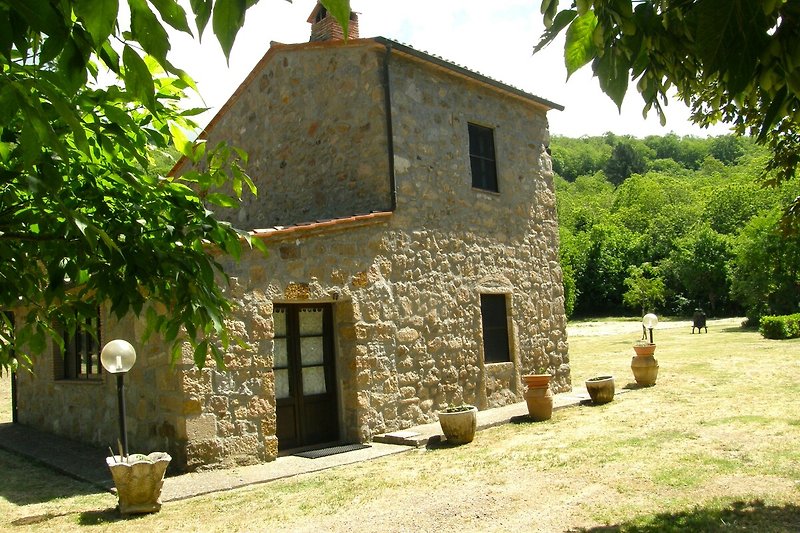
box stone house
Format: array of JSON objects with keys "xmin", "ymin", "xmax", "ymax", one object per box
[{"xmin": 14, "ymin": 6, "xmax": 569, "ymax": 471}]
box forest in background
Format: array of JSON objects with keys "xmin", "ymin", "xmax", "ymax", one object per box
[{"xmin": 551, "ymin": 133, "xmax": 799, "ymax": 322}]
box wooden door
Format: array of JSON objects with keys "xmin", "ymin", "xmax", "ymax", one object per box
[{"xmin": 273, "ymin": 304, "xmax": 339, "ymax": 450}]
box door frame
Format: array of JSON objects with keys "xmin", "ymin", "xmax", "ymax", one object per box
[{"xmin": 273, "ymin": 303, "xmax": 340, "ymax": 452}]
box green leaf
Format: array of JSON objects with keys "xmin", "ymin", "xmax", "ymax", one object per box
[
  {"xmin": 692, "ymin": 0, "xmax": 766, "ymax": 96},
  {"xmin": 36, "ymin": 83, "xmax": 89, "ymax": 155},
  {"xmin": 535, "ymin": 9, "xmax": 576, "ymax": 54},
  {"xmin": 129, "ymin": 0, "xmax": 171, "ymax": 66},
  {"xmin": 169, "ymin": 122, "xmax": 193, "ymax": 157},
  {"xmin": 0, "ymin": 7, "xmax": 11, "ymax": 60},
  {"xmin": 565, "ymin": 11, "xmax": 598, "ymax": 77},
  {"xmin": 122, "ymin": 44, "xmax": 156, "ymax": 111},
  {"xmin": 758, "ymin": 86, "xmax": 787, "ymax": 142},
  {"xmin": 206, "ymin": 192, "xmax": 238, "ymax": 208},
  {"xmin": 212, "ymin": 0, "xmax": 246, "ymax": 61},
  {"xmin": 74, "ymin": 0, "xmax": 118, "ymax": 46},
  {"xmin": 0, "ymin": 141, "xmax": 12, "ymax": 162},
  {"xmin": 320, "ymin": 0, "xmax": 350, "ymax": 39},
  {"xmin": 193, "ymin": 339, "xmax": 208, "ymax": 369},
  {"xmin": 57, "ymin": 35, "xmax": 90, "ymax": 93},
  {"xmin": 149, "ymin": 0, "xmax": 192, "ymax": 34},
  {"xmin": 40, "ymin": 34, "xmax": 68, "ymax": 63},
  {"xmin": 190, "ymin": 0, "xmax": 212, "ymax": 38},
  {"xmin": 98, "ymin": 41, "xmax": 121, "ymax": 73},
  {"xmin": 6, "ymin": 0, "xmax": 66, "ymax": 37},
  {"xmin": 594, "ymin": 46, "xmax": 629, "ymax": 110}
]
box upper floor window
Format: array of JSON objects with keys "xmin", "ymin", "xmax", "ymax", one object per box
[
  {"xmin": 469, "ymin": 123, "xmax": 498, "ymax": 192},
  {"xmin": 480, "ymin": 294, "xmax": 511, "ymax": 363},
  {"xmin": 54, "ymin": 309, "xmax": 102, "ymax": 380}
]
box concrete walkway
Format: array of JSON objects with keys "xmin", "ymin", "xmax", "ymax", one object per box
[{"xmin": 0, "ymin": 385, "xmax": 622, "ymax": 502}]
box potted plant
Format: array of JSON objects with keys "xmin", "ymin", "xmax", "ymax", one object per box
[
  {"xmin": 521, "ymin": 372, "xmax": 553, "ymax": 421},
  {"xmin": 585, "ymin": 375, "xmax": 615, "ymax": 404},
  {"xmin": 106, "ymin": 451, "xmax": 172, "ymax": 515},
  {"xmin": 438, "ymin": 404, "xmax": 477, "ymax": 445}
]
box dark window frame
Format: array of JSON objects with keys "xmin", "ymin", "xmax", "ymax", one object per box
[
  {"xmin": 480, "ymin": 294, "xmax": 511, "ymax": 364},
  {"xmin": 55, "ymin": 309, "xmax": 102, "ymax": 381},
  {"xmin": 468, "ymin": 123, "xmax": 499, "ymax": 192}
]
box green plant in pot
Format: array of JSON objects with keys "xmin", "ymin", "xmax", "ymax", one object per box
[{"xmin": 438, "ymin": 404, "xmax": 477, "ymax": 445}]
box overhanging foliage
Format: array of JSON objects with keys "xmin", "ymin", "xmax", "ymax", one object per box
[
  {"xmin": 537, "ymin": 0, "xmax": 800, "ymax": 231},
  {"xmin": 0, "ymin": 0, "xmax": 352, "ymax": 371}
]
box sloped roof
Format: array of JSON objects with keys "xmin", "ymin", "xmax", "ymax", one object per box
[
  {"xmin": 193, "ymin": 36, "xmax": 562, "ymax": 146},
  {"xmin": 372, "ymin": 37, "xmax": 563, "ymax": 112}
]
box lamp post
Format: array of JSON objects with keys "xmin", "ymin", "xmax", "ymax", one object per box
[
  {"xmin": 101, "ymin": 340, "xmax": 137, "ymax": 457},
  {"xmin": 642, "ymin": 313, "xmax": 658, "ymax": 344}
]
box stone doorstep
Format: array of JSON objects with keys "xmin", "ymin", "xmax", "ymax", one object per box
[{"xmin": 373, "ymin": 388, "xmax": 633, "ymax": 447}]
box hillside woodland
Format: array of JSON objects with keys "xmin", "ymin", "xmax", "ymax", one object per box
[{"xmin": 552, "ymin": 133, "xmax": 799, "ymax": 321}]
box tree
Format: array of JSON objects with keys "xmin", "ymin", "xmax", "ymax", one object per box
[
  {"xmin": 622, "ymin": 262, "xmax": 666, "ymax": 315},
  {"xmin": 536, "ymin": 0, "xmax": 800, "ymax": 231},
  {"xmin": 576, "ymin": 222, "xmax": 642, "ymax": 314},
  {"xmin": 730, "ymin": 209, "xmax": 800, "ymax": 320},
  {"xmin": 0, "ymin": 0, "xmax": 353, "ymax": 371},
  {"xmin": 665, "ymin": 225, "xmax": 732, "ymax": 315},
  {"xmin": 709, "ymin": 135, "xmax": 745, "ymax": 165},
  {"xmin": 603, "ymin": 136, "xmax": 652, "ymax": 185}
]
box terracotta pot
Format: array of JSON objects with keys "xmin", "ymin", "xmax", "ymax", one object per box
[
  {"xmin": 438, "ymin": 406, "xmax": 477, "ymax": 445},
  {"xmin": 522, "ymin": 374, "xmax": 553, "ymax": 421},
  {"xmin": 107, "ymin": 452, "xmax": 171, "ymax": 515},
  {"xmin": 585, "ymin": 376, "xmax": 615, "ymax": 404},
  {"xmin": 631, "ymin": 354, "xmax": 659, "ymax": 386},
  {"xmin": 524, "ymin": 387, "xmax": 553, "ymax": 421},
  {"xmin": 521, "ymin": 374, "xmax": 551, "ymax": 389},
  {"xmin": 633, "ymin": 343, "xmax": 656, "ymax": 357}
]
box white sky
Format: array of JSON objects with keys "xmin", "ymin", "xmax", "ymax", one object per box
[{"xmin": 169, "ymin": 0, "xmax": 731, "ymax": 138}]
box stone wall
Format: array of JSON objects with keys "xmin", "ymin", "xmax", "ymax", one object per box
[
  {"xmin": 200, "ymin": 41, "xmax": 393, "ymax": 229},
  {"xmin": 386, "ymin": 49, "xmax": 570, "ymax": 393}
]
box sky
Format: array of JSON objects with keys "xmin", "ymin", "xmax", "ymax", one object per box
[{"xmin": 170, "ymin": 0, "xmax": 732, "ymax": 139}]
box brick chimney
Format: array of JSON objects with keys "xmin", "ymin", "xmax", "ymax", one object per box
[{"xmin": 308, "ymin": 2, "xmax": 359, "ymax": 41}]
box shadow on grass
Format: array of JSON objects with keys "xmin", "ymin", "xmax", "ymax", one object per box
[
  {"xmin": 0, "ymin": 449, "xmax": 102, "ymax": 505},
  {"xmin": 566, "ymin": 500, "xmax": 800, "ymax": 532},
  {"xmin": 10, "ymin": 507, "xmax": 147, "ymax": 527}
]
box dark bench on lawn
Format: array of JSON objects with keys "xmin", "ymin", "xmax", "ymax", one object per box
[{"xmin": 692, "ymin": 309, "xmax": 707, "ymax": 334}]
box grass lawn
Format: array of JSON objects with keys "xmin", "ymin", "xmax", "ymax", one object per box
[{"xmin": 1, "ymin": 318, "xmax": 799, "ymax": 531}]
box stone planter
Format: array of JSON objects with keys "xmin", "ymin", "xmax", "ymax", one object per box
[
  {"xmin": 438, "ymin": 405, "xmax": 477, "ymax": 445},
  {"xmin": 522, "ymin": 374, "xmax": 553, "ymax": 421},
  {"xmin": 106, "ymin": 452, "xmax": 171, "ymax": 515},
  {"xmin": 585, "ymin": 376, "xmax": 615, "ymax": 405}
]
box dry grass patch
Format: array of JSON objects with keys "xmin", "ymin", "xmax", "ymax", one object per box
[{"xmin": 1, "ymin": 318, "xmax": 799, "ymax": 531}]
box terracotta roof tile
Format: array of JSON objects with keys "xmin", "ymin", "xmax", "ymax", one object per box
[{"xmin": 250, "ymin": 211, "xmax": 392, "ymax": 241}]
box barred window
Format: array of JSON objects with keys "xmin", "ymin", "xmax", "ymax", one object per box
[{"xmin": 55, "ymin": 309, "xmax": 102, "ymax": 380}]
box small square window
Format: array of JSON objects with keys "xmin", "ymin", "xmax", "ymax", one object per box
[
  {"xmin": 55, "ymin": 309, "xmax": 102, "ymax": 380},
  {"xmin": 469, "ymin": 123, "xmax": 498, "ymax": 192},
  {"xmin": 480, "ymin": 294, "xmax": 511, "ymax": 363}
]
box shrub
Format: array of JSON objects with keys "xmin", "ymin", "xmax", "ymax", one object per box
[{"xmin": 759, "ymin": 314, "xmax": 800, "ymax": 339}]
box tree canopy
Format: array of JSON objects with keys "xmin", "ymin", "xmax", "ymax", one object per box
[
  {"xmin": 553, "ymin": 133, "xmax": 798, "ymax": 320},
  {"xmin": 537, "ymin": 0, "xmax": 800, "ymax": 231},
  {"xmin": 0, "ymin": 0, "xmax": 352, "ymax": 371}
]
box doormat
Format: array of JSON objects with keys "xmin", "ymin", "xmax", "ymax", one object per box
[{"xmin": 294, "ymin": 443, "xmax": 371, "ymax": 459}]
